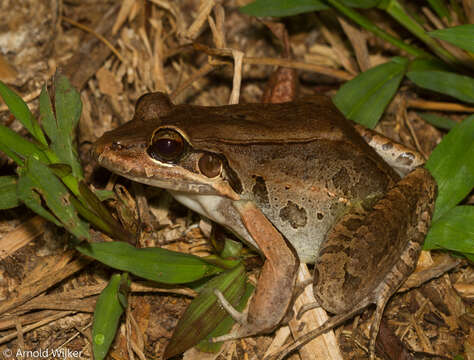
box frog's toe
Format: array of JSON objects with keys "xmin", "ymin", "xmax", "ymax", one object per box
[{"xmin": 213, "ymin": 289, "xmax": 247, "ymax": 324}]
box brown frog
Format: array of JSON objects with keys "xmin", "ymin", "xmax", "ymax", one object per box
[{"xmin": 93, "ymin": 93, "xmax": 437, "ymax": 359}]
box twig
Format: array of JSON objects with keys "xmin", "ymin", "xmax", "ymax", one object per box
[{"xmin": 61, "ymin": 16, "xmax": 126, "ymax": 64}]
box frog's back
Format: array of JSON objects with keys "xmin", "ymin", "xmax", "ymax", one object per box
[{"xmin": 166, "ymin": 96, "xmax": 363, "ymax": 146}]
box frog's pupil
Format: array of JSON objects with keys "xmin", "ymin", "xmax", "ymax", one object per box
[{"xmin": 157, "ymin": 138, "xmax": 179, "ymax": 155}]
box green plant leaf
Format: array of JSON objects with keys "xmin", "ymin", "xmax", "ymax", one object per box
[
  {"xmin": 76, "ymin": 241, "xmax": 223, "ymax": 284},
  {"xmin": 0, "ymin": 176, "xmax": 20, "ymax": 209},
  {"xmin": 196, "ymin": 282, "xmax": 254, "ymax": 353},
  {"xmin": 40, "ymin": 76, "xmax": 83, "ymax": 179},
  {"xmin": 427, "ymin": 0, "xmax": 451, "ymax": 21},
  {"xmin": 407, "ymin": 59, "xmax": 474, "ymax": 104},
  {"xmin": 333, "ymin": 57, "xmax": 408, "ymax": 128},
  {"xmin": 0, "ymin": 81, "xmax": 47, "ymax": 146},
  {"xmin": 93, "ymin": 273, "xmax": 129, "ymax": 360},
  {"xmin": 418, "ymin": 112, "xmax": 458, "ymax": 130},
  {"xmin": 429, "ymin": 24, "xmax": 474, "ymax": 53},
  {"xmin": 17, "ymin": 156, "xmax": 90, "ymax": 239},
  {"xmin": 0, "ymin": 124, "xmax": 50, "ymax": 166},
  {"xmin": 425, "ymin": 116, "xmax": 474, "ymax": 221},
  {"xmin": 424, "ymin": 206, "xmax": 474, "ymax": 255},
  {"xmin": 164, "ymin": 264, "xmax": 247, "ymax": 359},
  {"xmin": 240, "ymin": 0, "xmax": 328, "ymax": 17}
]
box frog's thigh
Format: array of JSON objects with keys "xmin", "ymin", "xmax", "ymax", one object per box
[
  {"xmin": 214, "ymin": 200, "xmax": 299, "ymax": 341},
  {"xmin": 354, "ymin": 124, "xmax": 425, "ymax": 176},
  {"xmin": 313, "ymin": 168, "xmax": 436, "ymax": 357}
]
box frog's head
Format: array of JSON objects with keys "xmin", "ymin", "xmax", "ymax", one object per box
[{"xmin": 93, "ymin": 92, "xmax": 241, "ymax": 200}]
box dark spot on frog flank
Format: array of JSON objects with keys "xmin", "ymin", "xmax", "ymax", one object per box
[
  {"xmin": 317, "ymin": 212, "xmax": 324, "ymax": 220},
  {"xmin": 279, "ymin": 201, "xmax": 307, "ymax": 229},
  {"xmin": 252, "ymin": 176, "xmax": 270, "ymax": 207},
  {"xmin": 382, "ymin": 142, "xmax": 393, "ymax": 150}
]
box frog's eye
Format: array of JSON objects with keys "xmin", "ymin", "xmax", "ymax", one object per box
[
  {"xmin": 198, "ymin": 153, "xmax": 222, "ymax": 178},
  {"xmin": 148, "ymin": 129, "xmax": 185, "ymax": 162}
]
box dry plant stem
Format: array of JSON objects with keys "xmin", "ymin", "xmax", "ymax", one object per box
[
  {"xmin": 229, "ymin": 50, "xmax": 244, "ymax": 105},
  {"xmin": 315, "ymin": 16, "xmax": 357, "ymax": 75},
  {"xmin": 194, "ymin": 44, "xmax": 353, "ymax": 81},
  {"xmin": 337, "ymin": 16, "xmax": 370, "ymax": 72},
  {"xmin": 182, "ymin": 0, "xmax": 215, "ymax": 41},
  {"xmin": 112, "ymin": 0, "xmax": 136, "ymax": 35},
  {"xmin": 403, "ymin": 108, "xmax": 428, "ymax": 160},
  {"xmin": 0, "ymin": 257, "xmax": 92, "ymax": 316},
  {"xmin": 264, "ymin": 327, "xmax": 291, "ymax": 358},
  {"xmin": 288, "ymin": 265, "xmax": 343, "ymax": 360},
  {"xmin": 61, "ymin": 16, "xmax": 126, "ymax": 64},
  {"xmin": 0, "ymin": 311, "xmax": 76, "ymax": 345},
  {"xmin": 407, "ymin": 99, "xmax": 474, "ymax": 112},
  {"xmin": 169, "ymin": 62, "xmax": 217, "ymax": 100},
  {"xmin": 0, "ymin": 216, "xmax": 46, "ymax": 260}
]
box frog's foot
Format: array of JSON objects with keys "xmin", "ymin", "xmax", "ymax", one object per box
[{"xmin": 211, "ymin": 289, "xmax": 264, "ymax": 342}]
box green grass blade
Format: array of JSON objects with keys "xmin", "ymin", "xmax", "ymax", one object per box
[
  {"xmin": 0, "ymin": 81, "xmax": 47, "ymax": 146},
  {"xmin": 333, "ymin": 57, "xmax": 408, "ymax": 128},
  {"xmin": 427, "ymin": 0, "xmax": 451, "ymax": 21},
  {"xmin": 0, "ymin": 176, "xmax": 20, "ymax": 209},
  {"xmin": 93, "ymin": 273, "xmax": 129, "ymax": 360},
  {"xmin": 76, "ymin": 241, "xmax": 224, "ymax": 284},
  {"xmin": 424, "ymin": 206, "xmax": 474, "ymax": 255},
  {"xmin": 378, "ymin": 0, "xmax": 455, "ymax": 63},
  {"xmin": 418, "ymin": 112, "xmax": 458, "ymax": 130},
  {"xmin": 40, "ymin": 76, "xmax": 84, "ymax": 179},
  {"xmin": 240, "ymin": 0, "xmax": 328, "ymax": 17},
  {"xmin": 164, "ymin": 264, "xmax": 247, "ymax": 359},
  {"xmin": 425, "ymin": 116, "xmax": 474, "ymax": 221},
  {"xmin": 17, "ymin": 157, "xmax": 90, "ymax": 239},
  {"xmin": 407, "ymin": 59, "xmax": 474, "ymax": 104},
  {"xmin": 326, "ymin": 0, "xmax": 431, "ymax": 58},
  {"xmin": 429, "ymin": 25, "xmax": 474, "ymax": 53},
  {"xmin": 0, "ymin": 125, "xmax": 50, "ymax": 166}
]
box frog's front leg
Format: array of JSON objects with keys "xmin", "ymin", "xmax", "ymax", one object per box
[{"xmin": 213, "ymin": 200, "xmax": 300, "ymax": 341}]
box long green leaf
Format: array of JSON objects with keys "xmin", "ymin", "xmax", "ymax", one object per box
[
  {"xmin": 333, "ymin": 57, "xmax": 408, "ymax": 128},
  {"xmin": 93, "ymin": 273, "xmax": 129, "ymax": 360},
  {"xmin": 424, "ymin": 206, "xmax": 474, "ymax": 255},
  {"xmin": 17, "ymin": 157, "xmax": 90, "ymax": 239},
  {"xmin": 0, "ymin": 81, "xmax": 47, "ymax": 146},
  {"xmin": 429, "ymin": 25, "xmax": 474, "ymax": 53},
  {"xmin": 425, "ymin": 116, "xmax": 474, "ymax": 221},
  {"xmin": 0, "ymin": 125, "xmax": 49, "ymax": 166},
  {"xmin": 76, "ymin": 241, "xmax": 223, "ymax": 284},
  {"xmin": 0, "ymin": 176, "xmax": 20, "ymax": 209},
  {"xmin": 240, "ymin": 0, "xmax": 328, "ymax": 17},
  {"xmin": 427, "ymin": 0, "xmax": 451, "ymax": 21},
  {"xmin": 407, "ymin": 59, "xmax": 474, "ymax": 104},
  {"xmin": 418, "ymin": 112, "xmax": 458, "ymax": 130},
  {"xmin": 164, "ymin": 264, "xmax": 247, "ymax": 359},
  {"xmin": 378, "ymin": 0, "xmax": 455, "ymax": 63},
  {"xmin": 40, "ymin": 77, "xmax": 83, "ymax": 179}
]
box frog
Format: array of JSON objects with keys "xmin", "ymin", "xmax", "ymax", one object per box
[{"xmin": 93, "ymin": 92, "xmax": 437, "ymax": 359}]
